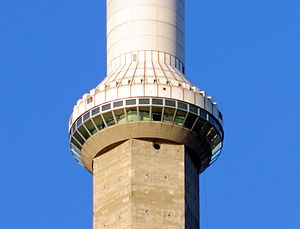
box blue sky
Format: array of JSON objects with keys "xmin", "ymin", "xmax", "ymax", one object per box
[{"xmin": 1, "ymin": 0, "xmax": 299, "ymax": 228}]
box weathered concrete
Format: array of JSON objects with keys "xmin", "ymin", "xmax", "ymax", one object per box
[{"xmin": 93, "ymin": 139, "xmax": 199, "ymax": 229}]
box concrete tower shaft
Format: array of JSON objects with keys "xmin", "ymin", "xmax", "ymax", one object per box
[{"xmin": 106, "ymin": 0, "xmax": 185, "ymax": 75}]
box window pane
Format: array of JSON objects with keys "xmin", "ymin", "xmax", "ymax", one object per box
[
  {"xmin": 114, "ymin": 109, "xmax": 126, "ymax": 124},
  {"xmin": 83, "ymin": 112, "xmax": 90, "ymax": 121},
  {"xmin": 152, "ymin": 106, "xmax": 162, "ymax": 121},
  {"xmin": 72, "ymin": 124, "xmax": 76, "ymax": 134},
  {"xmin": 178, "ymin": 102, "xmax": 187, "ymax": 110},
  {"xmin": 189, "ymin": 104, "xmax": 198, "ymax": 114},
  {"xmin": 78, "ymin": 125, "xmax": 90, "ymax": 140},
  {"xmin": 163, "ymin": 107, "xmax": 175, "ymax": 123},
  {"xmin": 202, "ymin": 125, "xmax": 214, "ymax": 137},
  {"xmin": 210, "ymin": 134, "xmax": 221, "ymax": 149},
  {"xmin": 184, "ymin": 113, "xmax": 197, "ymax": 129},
  {"xmin": 139, "ymin": 106, "xmax": 150, "ymax": 121},
  {"xmin": 102, "ymin": 112, "xmax": 115, "ymax": 127},
  {"xmin": 126, "ymin": 107, "xmax": 138, "ymax": 122},
  {"xmin": 192, "ymin": 118, "xmax": 207, "ymax": 134},
  {"xmin": 139, "ymin": 98, "xmax": 150, "ymax": 105},
  {"xmin": 84, "ymin": 120, "xmax": 97, "ymax": 135},
  {"xmin": 71, "ymin": 137, "xmax": 82, "ymax": 150},
  {"xmin": 92, "ymin": 107, "xmax": 100, "ymax": 116},
  {"xmin": 126, "ymin": 99, "xmax": 136, "ymax": 105},
  {"xmin": 76, "ymin": 117, "xmax": 82, "ymax": 127},
  {"xmin": 174, "ymin": 110, "xmax": 187, "ymax": 126},
  {"xmin": 73, "ymin": 131, "xmax": 85, "ymax": 145},
  {"xmin": 165, "ymin": 100, "xmax": 176, "ymax": 107},
  {"xmin": 92, "ymin": 115, "xmax": 105, "ymax": 130},
  {"xmin": 113, "ymin": 101, "xmax": 123, "ymax": 108},
  {"xmin": 152, "ymin": 99, "xmax": 163, "ymax": 105},
  {"xmin": 102, "ymin": 103, "xmax": 111, "ymax": 111},
  {"xmin": 200, "ymin": 109, "xmax": 208, "ymax": 120}
]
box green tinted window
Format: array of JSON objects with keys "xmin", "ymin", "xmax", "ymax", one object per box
[
  {"xmin": 92, "ymin": 115, "xmax": 105, "ymax": 130},
  {"xmin": 102, "ymin": 112, "xmax": 115, "ymax": 127},
  {"xmin": 163, "ymin": 107, "xmax": 175, "ymax": 123},
  {"xmin": 73, "ymin": 131, "xmax": 85, "ymax": 145},
  {"xmin": 184, "ymin": 113, "xmax": 197, "ymax": 129},
  {"xmin": 78, "ymin": 125, "xmax": 90, "ymax": 140},
  {"xmin": 84, "ymin": 120, "xmax": 97, "ymax": 135},
  {"xmin": 114, "ymin": 109, "xmax": 126, "ymax": 124},
  {"xmin": 174, "ymin": 110, "xmax": 187, "ymax": 126},
  {"xmin": 152, "ymin": 106, "xmax": 162, "ymax": 121},
  {"xmin": 139, "ymin": 106, "xmax": 150, "ymax": 121},
  {"xmin": 192, "ymin": 118, "xmax": 206, "ymax": 134},
  {"xmin": 71, "ymin": 137, "xmax": 82, "ymax": 150},
  {"xmin": 126, "ymin": 108, "xmax": 138, "ymax": 122}
]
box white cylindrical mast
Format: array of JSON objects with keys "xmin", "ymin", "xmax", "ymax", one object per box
[{"xmin": 106, "ymin": 0, "xmax": 185, "ymax": 74}]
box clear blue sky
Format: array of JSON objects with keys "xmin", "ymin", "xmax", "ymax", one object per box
[{"xmin": 1, "ymin": 0, "xmax": 299, "ymax": 228}]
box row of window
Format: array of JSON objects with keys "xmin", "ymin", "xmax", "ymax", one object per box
[
  {"xmin": 71, "ymin": 98, "xmax": 223, "ymax": 137},
  {"xmin": 70, "ymin": 98, "xmax": 223, "ymax": 167}
]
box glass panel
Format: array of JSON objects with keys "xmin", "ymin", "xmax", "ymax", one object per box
[
  {"xmin": 178, "ymin": 102, "xmax": 188, "ymax": 110},
  {"xmin": 192, "ymin": 118, "xmax": 207, "ymax": 134},
  {"xmin": 174, "ymin": 109, "xmax": 187, "ymax": 126},
  {"xmin": 207, "ymin": 128, "xmax": 218, "ymax": 141},
  {"xmin": 126, "ymin": 107, "xmax": 138, "ymax": 122},
  {"xmin": 189, "ymin": 104, "xmax": 198, "ymax": 114},
  {"xmin": 113, "ymin": 101, "xmax": 123, "ymax": 108},
  {"xmin": 152, "ymin": 98, "xmax": 163, "ymax": 105},
  {"xmin": 126, "ymin": 99, "xmax": 136, "ymax": 105},
  {"xmin": 200, "ymin": 109, "xmax": 208, "ymax": 120},
  {"xmin": 70, "ymin": 143, "xmax": 81, "ymax": 155},
  {"xmin": 102, "ymin": 103, "xmax": 111, "ymax": 111},
  {"xmin": 212, "ymin": 142, "xmax": 222, "ymax": 155},
  {"xmin": 73, "ymin": 131, "xmax": 85, "ymax": 145},
  {"xmin": 152, "ymin": 106, "xmax": 162, "ymax": 121},
  {"xmin": 163, "ymin": 107, "xmax": 175, "ymax": 123},
  {"xmin": 215, "ymin": 123, "xmax": 223, "ymax": 139},
  {"xmin": 83, "ymin": 112, "xmax": 90, "ymax": 121},
  {"xmin": 202, "ymin": 125, "xmax": 214, "ymax": 137},
  {"xmin": 92, "ymin": 115, "xmax": 105, "ymax": 130},
  {"xmin": 78, "ymin": 125, "xmax": 90, "ymax": 140},
  {"xmin": 71, "ymin": 138, "xmax": 82, "ymax": 150},
  {"xmin": 76, "ymin": 117, "xmax": 82, "ymax": 127},
  {"xmin": 114, "ymin": 109, "xmax": 126, "ymax": 124},
  {"xmin": 139, "ymin": 106, "xmax": 150, "ymax": 121},
  {"xmin": 102, "ymin": 112, "xmax": 115, "ymax": 127},
  {"xmin": 165, "ymin": 100, "xmax": 176, "ymax": 107},
  {"xmin": 184, "ymin": 113, "xmax": 197, "ymax": 129},
  {"xmin": 84, "ymin": 120, "xmax": 97, "ymax": 135},
  {"xmin": 139, "ymin": 98, "xmax": 150, "ymax": 105},
  {"xmin": 208, "ymin": 115, "xmax": 216, "ymax": 126},
  {"xmin": 92, "ymin": 107, "xmax": 100, "ymax": 116},
  {"xmin": 211, "ymin": 134, "xmax": 221, "ymax": 149},
  {"xmin": 72, "ymin": 124, "xmax": 76, "ymax": 134}
]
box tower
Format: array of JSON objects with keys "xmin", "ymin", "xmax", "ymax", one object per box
[{"xmin": 69, "ymin": 0, "xmax": 224, "ymax": 228}]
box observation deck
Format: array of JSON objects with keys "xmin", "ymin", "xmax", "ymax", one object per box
[{"xmin": 69, "ymin": 51, "xmax": 224, "ymax": 173}]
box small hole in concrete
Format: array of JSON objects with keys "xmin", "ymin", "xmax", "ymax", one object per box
[{"xmin": 153, "ymin": 143, "xmax": 160, "ymax": 150}]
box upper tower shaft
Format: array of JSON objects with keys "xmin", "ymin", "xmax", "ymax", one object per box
[{"xmin": 106, "ymin": 0, "xmax": 185, "ymax": 75}]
